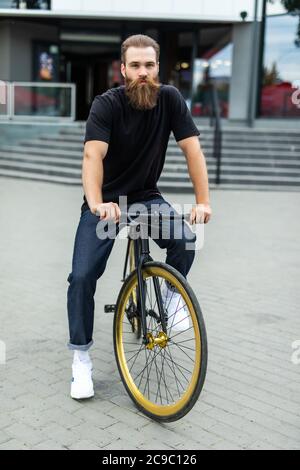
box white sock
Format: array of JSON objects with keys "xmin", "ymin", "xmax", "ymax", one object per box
[{"xmin": 73, "ymin": 350, "xmax": 91, "ymax": 364}]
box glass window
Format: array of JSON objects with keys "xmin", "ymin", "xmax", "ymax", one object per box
[
  {"xmin": 0, "ymin": 1, "xmax": 51, "ymax": 9},
  {"xmin": 260, "ymin": 1, "xmax": 300, "ymax": 117},
  {"xmin": 192, "ymin": 42, "xmax": 232, "ymax": 118}
]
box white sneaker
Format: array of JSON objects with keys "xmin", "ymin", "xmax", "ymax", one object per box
[
  {"xmin": 162, "ymin": 283, "xmax": 189, "ymax": 332},
  {"xmin": 70, "ymin": 350, "xmax": 94, "ymax": 400}
]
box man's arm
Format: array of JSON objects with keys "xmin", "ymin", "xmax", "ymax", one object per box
[
  {"xmin": 177, "ymin": 136, "xmax": 212, "ymax": 224},
  {"xmin": 82, "ymin": 140, "xmax": 120, "ymax": 221}
]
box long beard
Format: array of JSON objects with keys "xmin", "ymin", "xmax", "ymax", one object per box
[{"xmin": 125, "ymin": 75, "xmax": 160, "ymax": 110}]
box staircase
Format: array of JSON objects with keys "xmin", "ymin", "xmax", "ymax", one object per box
[{"xmin": 0, "ymin": 123, "xmax": 300, "ymax": 190}]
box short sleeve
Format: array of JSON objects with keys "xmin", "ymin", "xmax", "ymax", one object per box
[
  {"xmin": 169, "ymin": 86, "xmax": 200, "ymax": 142},
  {"xmin": 84, "ymin": 94, "xmax": 112, "ymax": 144}
]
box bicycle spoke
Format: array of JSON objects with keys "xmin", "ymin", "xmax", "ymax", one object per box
[
  {"xmin": 164, "ymin": 348, "xmax": 193, "ymax": 378},
  {"xmin": 167, "ymin": 341, "xmax": 195, "ymax": 363},
  {"xmin": 169, "ymin": 325, "xmax": 195, "ymax": 341},
  {"xmin": 168, "ymin": 341, "xmax": 196, "ymax": 353},
  {"xmin": 126, "ymin": 344, "xmax": 145, "ymax": 365},
  {"xmin": 160, "ymin": 349, "xmax": 175, "ymax": 403},
  {"xmin": 142, "ymin": 348, "xmax": 155, "ymax": 399},
  {"xmin": 137, "ymin": 347, "xmax": 149, "ymax": 391},
  {"xmin": 163, "ymin": 350, "xmax": 185, "ymax": 397},
  {"xmin": 153, "ymin": 350, "xmax": 163, "ymax": 404}
]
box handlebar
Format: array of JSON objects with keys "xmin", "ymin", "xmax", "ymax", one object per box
[{"xmin": 95, "ymin": 210, "xmax": 191, "ymax": 224}]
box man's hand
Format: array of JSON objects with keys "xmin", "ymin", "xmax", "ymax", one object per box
[
  {"xmin": 92, "ymin": 202, "xmax": 121, "ymax": 223},
  {"xmin": 189, "ymin": 203, "xmax": 212, "ymax": 225}
]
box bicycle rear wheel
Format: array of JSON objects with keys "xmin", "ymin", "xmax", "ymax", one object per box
[{"xmin": 113, "ymin": 261, "xmax": 207, "ymax": 422}]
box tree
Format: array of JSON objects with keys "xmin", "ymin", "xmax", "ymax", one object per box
[{"xmin": 263, "ymin": 62, "xmax": 281, "ymax": 85}]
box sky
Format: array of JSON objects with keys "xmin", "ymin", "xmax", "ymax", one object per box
[{"xmin": 264, "ymin": 13, "xmax": 300, "ymax": 85}]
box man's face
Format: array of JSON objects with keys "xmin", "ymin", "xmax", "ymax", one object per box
[{"xmin": 121, "ymin": 46, "xmax": 160, "ymax": 110}]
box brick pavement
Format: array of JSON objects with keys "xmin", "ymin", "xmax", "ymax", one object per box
[{"xmin": 0, "ymin": 178, "xmax": 299, "ymax": 450}]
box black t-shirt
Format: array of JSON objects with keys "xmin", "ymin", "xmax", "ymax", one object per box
[{"xmin": 81, "ymin": 84, "xmax": 200, "ymax": 213}]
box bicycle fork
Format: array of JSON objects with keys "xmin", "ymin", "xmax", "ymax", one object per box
[{"xmin": 135, "ymin": 228, "xmax": 168, "ymax": 345}]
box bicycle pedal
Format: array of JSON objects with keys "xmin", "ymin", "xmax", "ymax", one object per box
[{"xmin": 104, "ymin": 304, "xmax": 116, "ymax": 313}]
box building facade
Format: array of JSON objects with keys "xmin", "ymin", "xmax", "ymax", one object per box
[{"xmin": 0, "ymin": 0, "xmax": 299, "ymax": 121}]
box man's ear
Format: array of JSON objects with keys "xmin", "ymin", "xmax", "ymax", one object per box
[{"xmin": 120, "ymin": 63, "xmax": 126, "ymax": 78}]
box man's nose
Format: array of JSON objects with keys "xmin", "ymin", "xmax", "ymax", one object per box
[{"xmin": 138, "ymin": 67, "xmax": 148, "ymax": 77}]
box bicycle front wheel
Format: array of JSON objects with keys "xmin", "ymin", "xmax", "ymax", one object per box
[{"xmin": 113, "ymin": 261, "xmax": 207, "ymax": 422}]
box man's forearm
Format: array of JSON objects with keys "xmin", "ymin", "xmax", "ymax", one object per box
[
  {"xmin": 185, "ymin": 149, "xmax": 210, "ymax": 205},
  {"xmin": 82, "ymin": 152, "xmax": 104, "ymax": 212}
]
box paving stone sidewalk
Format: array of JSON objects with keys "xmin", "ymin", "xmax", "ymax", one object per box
[{"xmin": 0, "ymin": 178, "xmax": 299, "ymax": 450}]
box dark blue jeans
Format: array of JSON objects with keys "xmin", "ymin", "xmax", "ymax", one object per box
[{"xmin": 67, "ymin": 196, "xmax": 196, "ymax": 350}]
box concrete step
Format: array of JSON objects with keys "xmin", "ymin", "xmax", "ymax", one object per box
[
  {"xmin": 164, "ymin": 165, "xmax": 300, "ymax": 175},
  {"xmin": 2, "ymin": 156, "xmax": 299, "ymax": 180},
  {"xmin": 165, "ymin": 157, "xmax": 300, "ymax": 167},
  {"xmin": 1, "ymin": 151, "xmax": 300, "ymax": 174},
  {"xmin": 0, "ymin": 161, "xmax": 81, "ymax": 177},
  {"xmin": 36, "ymin": 134, "xmax": 300, "ymax": 152},
  {"xmin": 55, "ymin": 132, "xmax": 300, "ymax": 147},
  {"xmin": 166, "ymin": 148, "xmax": 300, "ymax": 158},
  {"xmin": 4, "ymin": 144, "xmax": 300, "ymax": 162},
  {"xmin": 160, "ymin": 170, "xmax": 300, "ymax": 181},
  {"xmin": 59, "ymin": 125, "xmax": 300, "ymax": 135},
  {"xmin": 3, "ymin": 158, "xmax": 298, "ymax": 181},
  {"xmin": 0, "ymin": 145, "xmax": 82, "ymax": 158},
  {"xmin": 0, "ymin": 153, "xmax": 82, "ymax": 168},
  {"xmin": 20, "ymin": 139, "xmax": 84, "ymax": 150},
  {"xmin": 158, "ymin": 180, "xmax": 300, "ymax": 190},
  {"xmin": 0, "ymin": 169, "xmax": 80, "ymax": 185},
  {"xmin": 0, "ymin": 168, "xmax": 299, "ymax": 190}
]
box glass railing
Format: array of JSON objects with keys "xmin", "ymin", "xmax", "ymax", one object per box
[
  {"xmin": 0, "ymin": 82, "xmax": 76, "ymax": 121},
  {"xmin": 0, "ymin": 0, "xmax": 51, "ymax": 9},
  {"xmin": 0, "ymin": 81, "xmax": 10, "ymax": 119}
]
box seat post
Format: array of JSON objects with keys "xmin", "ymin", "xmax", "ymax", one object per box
[{"xmin": 139, "ymin": 223, "xmax": 150, "ymax": 256}]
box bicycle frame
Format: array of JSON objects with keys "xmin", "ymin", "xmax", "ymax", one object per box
[{"xmin": 122, "ymin": 222, "xmax": 168, "ymax": 344}]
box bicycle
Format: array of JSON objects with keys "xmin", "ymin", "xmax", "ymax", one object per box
[{"xmin": 101, "ymin": 209, "xmax": 208, "ymax": 422}]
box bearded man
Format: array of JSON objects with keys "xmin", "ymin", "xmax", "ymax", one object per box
[{"xmin": 67, "ymin": 34, "xmax": 211, "ymax": 400}]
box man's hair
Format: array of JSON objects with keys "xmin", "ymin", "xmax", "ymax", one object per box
[{"xmin": 121, "ymin": 34, "xmax": 160, "ymax": 65}]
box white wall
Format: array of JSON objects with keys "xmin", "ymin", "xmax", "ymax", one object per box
[
  {"xmin": 0, "ymin": 21, "xmax": 59, "ymax": 81},
  {"xmin": 0, "ymin": 22, "xmax": 11, "ymax": 81},
  {"xmin": 10, "ymin": 22, "xmax": 58, "ymax": 81},
  {"xmin": 229, "ymin": 23, "xmax": 253, "ymax": 120},
  {"xmin": 51, "ymin": 0, "xmax": 258, "ymax": 22}
]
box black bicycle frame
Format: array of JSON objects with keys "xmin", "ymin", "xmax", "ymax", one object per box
[{"xmin": 122, "ymin": 222, "xmax": 168, "ymax": 344}]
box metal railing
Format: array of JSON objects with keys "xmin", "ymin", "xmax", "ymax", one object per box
[
  {"xmin": 0, "ymin": 81, "xmax": 76, "ymax": 121},
  {"xmin": 209, "ymin": 83, "xmax": 222, "ymax": 185}
]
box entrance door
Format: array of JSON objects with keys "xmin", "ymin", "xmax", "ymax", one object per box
[{"xmin": 61, "ymin": 52, "xmax": 118, "ymax": 120}]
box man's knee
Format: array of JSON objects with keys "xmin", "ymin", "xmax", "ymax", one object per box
[
  {"xmin": 172, "ymin": 224, "xmax": 197, "ymax": 251},
  {"xmin": 67, "ymin": 271, "xmax": 96, "ymax": 286}
]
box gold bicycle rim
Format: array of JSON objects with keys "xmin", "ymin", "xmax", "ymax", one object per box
[{"xmin": 115, "ymin": 266, "xmax": 202, "ymax": 417}]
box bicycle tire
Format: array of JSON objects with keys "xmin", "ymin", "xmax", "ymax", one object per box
[{"xmin": 113, "ymin": 261, "xmax": 208, "ymax": 422}]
